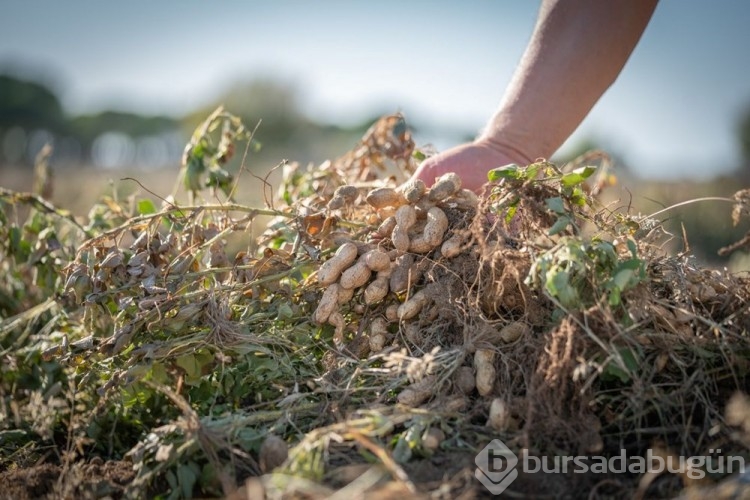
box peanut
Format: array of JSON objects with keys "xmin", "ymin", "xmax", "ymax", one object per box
[
  {"xmin": 377, "ymin": 206, "xmax": 397, "ymax": 220},
  {"xmin": 313, "ymin": 284, "xmax": 340, "ymax": 324},
  {"xmin": 452, "ymin": 188, "xmax": 479, "ymax": 209},
  {"xmin": 376, "ymin": 267, "xmax": 392, "ymax": 279},
  {"xmin": 366, "ymin": 187, "xmax": 406, "ymax": 209},
  {"xmin": 392, "ymin": 205, "xmax": 417, "ymax": 253},
  {"xmin": 376, "ymin": 216, "xmax": 397, "ymax": 238},
  {"xmin": 328, "ymin": 311, "xmax": 346, "ymax": 344},
  {"xmin": 318, "ymin": 242, "xmax": 358, "ymax": 286},
  {"xmin": 327, "ymin": 196, "xmax": 345, "ymax": 210},
  {"xmin": 259, "ymin": 434, "xmax": 288, "ymax": 473},
  {"xmin": 333, "ymin": 184, "xmax": 358, "ymax": 201},
  {"xmin": 363, "ymin": 249, "xmax": 391, "ymax": 272},
  {"xmin": 428, "ymin": 172, "xmax": 461, "ymax": 202},
  {"xmin": 398, "ymin": 290, "xmax": 428, "ymax": 320},
  {"xmin": 474, "ymin": 348, "xmax": 496, "ymax": 396},
  {"xmin": 415, "ymin": 197, "xmax": 436, "ymax": 214},
  {"xmin": 440, "ymin": 232, "xmax": 464, "ymax": 258},
  {"xmin": 499, "ymin": 321, "xmax": 530, "ymax": 343},
  {"xmin": 444, "ymin": 396, "xmax": 468, "ymax": 413},
  {"xmin": 487, "ymin": 398, "xmax": 511, "ymax": 431},
  {"xmin": 355, "ymin": 241, "xmax": 375, "ymax": 256},
  {"xmin": 400, "ymin": 178, "xmax": 426, "ymax": 203},
  {"xmin": 423, "ymin": 305, "xmax": 439, "ymax": 322},
  {"xmin": 337, "ymin": 285, "xmax": 355, "ymax": 305},
  {"xmin": 409, "ymin": 207, "xmax": 449, "ymax": 253},
  {"xmin": 339, "ymin": 260, "xmax": 372, "ymax": 289},
  {"xmin": 369, "ymin": 317, "xmax": 390, "ymax": 352},
  {"xmin": 422, "ymin": 427, "xmax": 445, "ymax": 452},
  {"xmin": 454, "ymin": 366, "xmax": 476, "ymax": 394},
  {"xmin": 390, "ymin": 254, "xmax": 415, "ymax": 294},
  {"xmin": 364, "ymin": 276, "xmax": 389, "ymax": 304},
  {"xmin": 385, "ymin": 304, "xmax": 399, "ymax": 322},
  {"xmin": 397, "ymin": 375, "xmax": 436, "ymax": 406},
  {"xmin": 403, "ymin": 322, "xmax": 422, "ymax": 344}
]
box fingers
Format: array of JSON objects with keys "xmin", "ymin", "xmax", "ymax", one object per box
[
  {"xmin": 408, "ymin": 141, "xmax": 521, "ymax": 193},
  {"xmin": 410, "ymin": 156, "xmax": 443, "ymax": 188}
]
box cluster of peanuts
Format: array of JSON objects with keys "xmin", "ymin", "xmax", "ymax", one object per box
[
  {"xmin": 312, "ymin": 173, "xmax": 478, "ymax": 346},
  {"xmin": 397, "ymin": 320, "xmax": 530, "ymax": 413}
]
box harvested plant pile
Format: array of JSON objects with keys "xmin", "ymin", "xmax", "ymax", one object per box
[{"xmin": 3, "ymin": 109, "xmax": 750, "ymax": 498}]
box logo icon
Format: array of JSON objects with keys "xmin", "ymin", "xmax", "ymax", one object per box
[{"xmin": 475, "ymin": 439, "xmax": 519, "ymax": 495}]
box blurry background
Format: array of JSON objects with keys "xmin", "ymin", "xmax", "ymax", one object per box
[{"xmin": 1, "ymin": 0, "xmax": 749, "ymax": 268}]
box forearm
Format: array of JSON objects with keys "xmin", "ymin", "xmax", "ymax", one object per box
[{"xmin": 480, "ymin": 0, "xmax": 658, "ymax": 162}]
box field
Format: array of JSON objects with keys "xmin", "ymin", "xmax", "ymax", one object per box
[{"xmin": 2, "ymin": 109, "xmax": 750, "ymax": 499}]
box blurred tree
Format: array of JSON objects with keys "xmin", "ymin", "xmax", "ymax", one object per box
[
  {"xmin": 554, "ymin": 136, "xmax": 628, "ymax": 172},
  {"xmin": 69, "ymin": 111, "xmax": 178, "ymax": 149},
  {"xmin": 739, "ymin": 104, "xmax": 750, "ymax": 168},
  {"xmin": 182, "ymin": 79, "xmax": 367, "ymax": 170},
  {"xmin": 0, "ymin": 74, "xmax": 66, "ymax": 132},
  {"xmin": 184, "ymin": 79, "xmax": 306, "ymax": 144}
]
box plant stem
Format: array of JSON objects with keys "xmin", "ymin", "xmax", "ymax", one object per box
[{"xmin": 647, "ymin": 196, "xmax": 734, "ymax": 219}]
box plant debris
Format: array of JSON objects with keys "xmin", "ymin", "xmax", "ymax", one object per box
[{"xmin": 2, "ymin": 110, "xmax": 750, "ymax": 498}]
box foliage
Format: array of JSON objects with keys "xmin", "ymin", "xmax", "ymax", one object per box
[
  {"xmin": 0, "ymin": 74, "xmax": 66, "ymax": 132},
  {"xmin": 3, "ymin": 110, "xmax": 750, "ymax": 499}
]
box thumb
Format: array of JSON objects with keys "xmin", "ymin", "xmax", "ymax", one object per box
[{"xmin": 410, "ymin": 153, "xmax": 458, "ymax": 188}]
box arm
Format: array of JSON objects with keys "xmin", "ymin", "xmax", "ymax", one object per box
[{"xmin": 412, "ymin": 0, "xmax": 658, "ymax": 192}]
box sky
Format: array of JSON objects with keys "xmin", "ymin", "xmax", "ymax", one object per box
[{"xmin": 1, "ymin": 0, "xmax": 749, "ymax": 179}]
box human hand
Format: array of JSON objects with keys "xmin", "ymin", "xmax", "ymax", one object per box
[{"xmin": 408, "ymin": 138, "xmax": 529, "ymax": 193}]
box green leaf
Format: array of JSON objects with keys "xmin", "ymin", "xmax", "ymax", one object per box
[
  {"xmin": 626, "ymin": 239, "xmax": 638, "ymax": 258},
  {"xmin": 137, "ymin": 199, "xmax": 157, "ymax": 215},
  {"xmin": 393, "ymin": 422, "xmax": 424, "ymax": 463},
  {"xmin": 602, "ymin": 361, "xmax": 628, "ymax": 383},
  {"xmin": 412, "ymin": 150, "xmax": 426, "ymax": 161},
  {"xmin": 392, "ymin": 435, "xmax": 412, "ymax": 463},
  {"xmin": 488, "ymin": 164, "xmax": 523, "ymax": 182},
  {"xmin": 612, "ymin": 268, "xmax": 636, "ymax": 291},
  {"xmin": 177, "ymin": 463, "xmax": 198, "ymax": 499},
  {"xmin": 200, "ymin": 463, "xmax": 218, "ymax": 494},
  {"xmin": 184, "ymin": 157, "xmax": 205, "ymax": 193},
  {"xmin": 174, "ymin": 350, "xmax": 216, "ymax": 385},
  {"xmin": 207, "ymin": 166, "xmax": 234, "ymax": 196},
  {"xmin": 548, "ymin": 215, "xmax": 571, "ymax": 235},
  {"xmin": 525, "ymin": 162, "xmax": 543, "ymax": 180},
  {"xmin": 195, "ymin": 350, "xmax": 214, "ymax": 369},
  {"xmin": 547, "ymin": 269, "xmax": 579, "ymax": 308},
  {"xmin": 121, "ymin": 384, "xmax": 151, "ymax": 408},
  {"xmin": 9, "ymin": 226, "xmax": 31, "ymax": 262},
  {"xmin": 26, "ymin": 211, "xmax": 47, "ymax": 234},
  {"xmin": 277, "ymin": 302, "xmax": 293, "ymax": 319},
  {"xmin": 237, "ymin": 428, "xmax": 264, "ymax": 452},
  {"xmin": 504, "ymin": 199, "xmax": 519, "ymax": 225},
  {"xmin": 150, "ymin": 362, "xmax": 169, "ymax": 384},
  {"xmin": 176, "ymin": 354, "xmax": 200, "ymax": 380},
  {"xmin": 602, "ymin": 348, "xmax": 639, "ymax": 383},
  {"xmin": 612, "ymin": 259, "xmax": 644, "ymax": 291},
  {"xmin": 165, "ymin": 470, "xmax": 178, "ymax": 500},
  {"xmin": 191, "ymin": 141, "xmax": 206, "ymax": 160},
  {"xmin": 570, "ymin": 187, "xmax": 587, "ymax": 206},
  {"xmin": 608, "ymin": 286, "xmax": 622, "ymax": 306},
  {"xmin": 0, "ymin": 429, "xmax": 28, "ymax": 445},
  {"xmin": 591, "ymin": 240, "xmax": 617, "ymax": 264},
  {"xmin": 545, "ymin": 197, "xmax": 565, "ymax": 214},
  {"xmin": 561, "ymin": 166, "xmax": 597, "ymax": 188}
]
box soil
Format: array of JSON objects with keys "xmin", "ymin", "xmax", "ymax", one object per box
[
  {"xmin": 0, "ymin": 453, "xmax": 483, "ymax": 499},
  {"xmin": 0, "ymin": 460, "xmax": 135, "ymax": 500}
]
